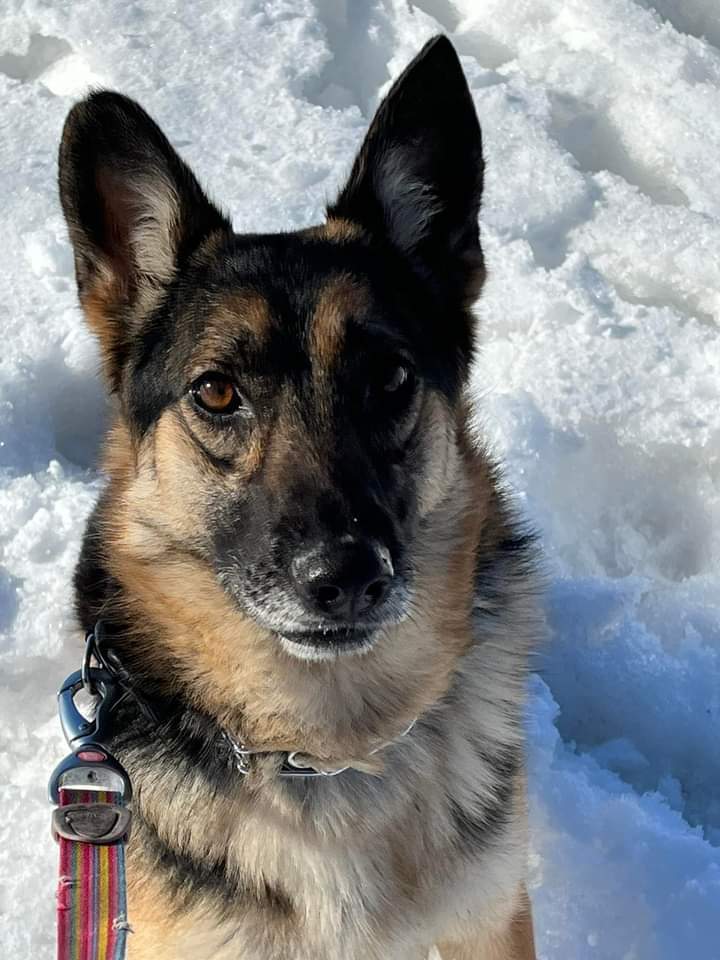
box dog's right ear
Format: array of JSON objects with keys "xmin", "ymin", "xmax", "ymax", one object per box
[{"xmin": 59, "ymin": 91, "xmax": 231, "ymax": 387}]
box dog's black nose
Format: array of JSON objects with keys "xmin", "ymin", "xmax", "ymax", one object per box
[{"xmin": 290, "ymin": 539, "xmax": 393, "ymax": 620}]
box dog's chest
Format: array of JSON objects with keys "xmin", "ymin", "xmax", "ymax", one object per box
[
  {"xmin": 128, "ymin": 817, "xmax": 496, "ymax": 960},
  {"xmin": 127, "ymin": 727, "xmax": 527, "ymax": 960},
  {"xmin": 128, "ymin": 823, "xmax": 427, "ymax": 960}
]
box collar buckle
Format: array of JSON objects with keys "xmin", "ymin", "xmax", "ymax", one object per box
[
  {"xmin": 226, "ymin": 735, "xmax": 349, "ymax": 777},
  {"xmin": 226, "ymin": 719, "xmax": 417, "ymax": 778}
]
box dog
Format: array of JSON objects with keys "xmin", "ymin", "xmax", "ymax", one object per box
[{"xmin": 60, "ymin": 34, "xmax": 542, "ymax": 960}]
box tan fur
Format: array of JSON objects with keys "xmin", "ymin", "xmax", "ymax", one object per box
[
  {"xmin": 190, "ymin": 290, "xmax": 272, "ymax": 369},
  {"xmin": 435, "ymin": 777, "xmax": 536, "ymax": 959},
  {"xmin": 126, "ymin": 173, "xmax": 182, "ymax": 284},
  {"xmin": 310, "ymin": 274, "xmax": 366, "ymax": 375},
  {"xmin": 190, "ymin": 226, "xmax": 232, "ymax": 262},
  {"xmin": 81, "ymin": 277, "xmax": 126, "ymax": 382},
  {"xmin": 304, "ymin": 217, "xmax": 363, "ymax": 243},
  {"xmin": 436, "ymin": 887, "xmax": 536, "ymax": 960}
]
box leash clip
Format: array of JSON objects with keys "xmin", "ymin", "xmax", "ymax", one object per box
[
  {"xmin": 48, "ymin": 743, "xmax": 133, "ymax": 807},
  {"xmin": 57, "ymin": 667, "xmax": 119, "ymax": 752},
  {"xmin": 52, "ymin": 801, "xmax": 132, "ymax": 845},
  {"xmin": 49, "ymin": 631, "xmax": 133, "ymax": 812}
]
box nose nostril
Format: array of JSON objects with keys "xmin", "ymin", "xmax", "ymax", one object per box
[
  {"xmin": 363, "ymin": 577, "xmax": 388, "ymax": 608},
  {"xmin": 314, "ymin": 583, "xmax": 343, "ymax": 608}
]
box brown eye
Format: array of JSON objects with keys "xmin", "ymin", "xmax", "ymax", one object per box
[
  {"xmin": 385, "ymin": 365, "xmax": 409, "ymax": 393},
  {"xmin": 191, "ymin": 374, "xmax": 242, "ymax": 415},
  {"xmin": 379, "ymin": 361, "xmax": 414, "ymax": 400},
  {"xmin": 365, "ymin": 358, "xmax": 416, "ymax": 416}
]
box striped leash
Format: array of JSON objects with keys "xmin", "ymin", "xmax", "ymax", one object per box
[
  {"xmin": 49, "ymin": 641, "xmax": 133, "ymax": 960},
  {"xmin": 55, "ymin": 787, "xmax": 129, "ymax": 960}
]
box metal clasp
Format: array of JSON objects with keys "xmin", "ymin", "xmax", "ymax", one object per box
[
  {"xmin": 49, "ymin": 745, "xmax": 133, "ymax": 805},
  {"xmin": 284, "ymin": 752, "xmax": 349, "ymax": 777},
  {"xmin": 52, "ymin": 801, "xmax": 132, "ymax": 845},
  {"xmin": 49, "ymin": 630, "xmax": 133, "ymax": 823},
  {"xmin": 57, "ymin": 668, "xmax": 121, "ymax": 751}
]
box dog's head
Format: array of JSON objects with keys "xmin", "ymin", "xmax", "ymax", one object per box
[{"xmin": 61, "ymin": 37, "xmax": 485, "ymax": 668}]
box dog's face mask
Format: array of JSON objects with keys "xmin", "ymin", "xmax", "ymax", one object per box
[{"xmin": 60, "ymin": 37, "xmax": 485, "ymax": 660}]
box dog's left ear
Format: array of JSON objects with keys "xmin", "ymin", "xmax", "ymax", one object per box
[{"xmin": 328, "ymin": 36, "xmax": 484, "ymax": 306}]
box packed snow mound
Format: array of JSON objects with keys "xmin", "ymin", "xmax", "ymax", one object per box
[{"xmin": 1, "ymin": 1, "xmax": 718, "ymax": 957}]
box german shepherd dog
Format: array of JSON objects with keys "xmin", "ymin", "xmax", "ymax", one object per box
[{"xmin": 60, "ymin": 35, "xmax": 541, "ymax": 960}]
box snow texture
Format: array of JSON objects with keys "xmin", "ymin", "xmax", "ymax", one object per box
[{"xmin": 1, "ymin": 1, "xmax": 719, "ymax": 957}]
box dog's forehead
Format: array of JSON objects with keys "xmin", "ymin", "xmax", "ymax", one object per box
[{"xmin": 187, "ymin": 238, "xmax": 395, "ymax": 373}]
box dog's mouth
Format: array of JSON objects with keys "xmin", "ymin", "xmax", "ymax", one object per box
[{"xmin": 277, "ymin": 626, "xmax": 378, "ymax": 662}]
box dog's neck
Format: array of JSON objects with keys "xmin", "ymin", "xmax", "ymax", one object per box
[{"xmin": 84, "ymin": 630, "xmax": 416, "ymax": 779}]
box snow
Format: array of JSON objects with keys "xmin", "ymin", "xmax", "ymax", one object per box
[{"xmin": 1, "ymin": 0, "xmax": 719, "ymax": 956}]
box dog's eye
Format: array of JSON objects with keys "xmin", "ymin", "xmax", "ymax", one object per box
[
  {"xmin": 372, "ymin": 360, "xmax": 415, "ymax": 404},
  {"xmin": 384, "ymin": 364, "xmax": 409, "ymax": 393},
  {"xmin": 191, "ymin": 373, "xmax": 242, "ymax": 415}
]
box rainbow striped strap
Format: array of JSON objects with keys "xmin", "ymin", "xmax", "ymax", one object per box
[{"xmin": 56, "ymin": 788, "xmax": 129, "ymax": 960}]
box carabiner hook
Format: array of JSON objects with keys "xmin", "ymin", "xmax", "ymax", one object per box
[{"xmin": 57, "ymin": 668, "xmax": 120, "ymax": 750}]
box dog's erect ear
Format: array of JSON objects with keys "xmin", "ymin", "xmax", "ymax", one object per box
[
  {"xmin": 59, "ymin": 91, "xmax": 231, "ymax": 386},
  {"xmin": 328, "ymin": 36, "xmax": 484, "ymax": 305}
]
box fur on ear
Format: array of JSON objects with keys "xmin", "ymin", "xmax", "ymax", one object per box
[
  {"xmin": 59, "ymin": 91, "xmax": 231, "ymax": 386},
  {"xmin": 328, "ymin": 36, "xmax": 485, "ymax": 306}
]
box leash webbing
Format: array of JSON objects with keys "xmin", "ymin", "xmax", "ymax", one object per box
[{"xmin": 56, "ymin": 788, "xmax": 129, "ymax": 960}]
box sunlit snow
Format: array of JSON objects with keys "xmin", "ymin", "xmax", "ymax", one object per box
[{"xmin": 1, "ymin": 1, "xmax": 719, "ymax": 957}]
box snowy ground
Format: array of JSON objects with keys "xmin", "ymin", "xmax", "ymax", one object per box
[{"xmin": 1, "ymin": 1, "xmax": 719, "ymax": 957}]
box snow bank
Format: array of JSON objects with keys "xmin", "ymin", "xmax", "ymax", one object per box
[{"xmin": 1, "ymin": 1, "xmax": 718, "ymax": 957}]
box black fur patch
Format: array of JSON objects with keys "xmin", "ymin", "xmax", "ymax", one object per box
[
  {"xmin": 474, "ymin": 528, "xmax": 541, "ymax": 617},
  {"xmin": 448, "ymin": 745, "xmax": 521, "ymax": 855},
  {"xmin": 136, "ymin": 815, "xmax": 295, "ymax": 918}
]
